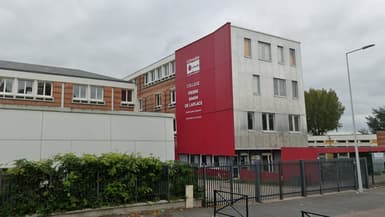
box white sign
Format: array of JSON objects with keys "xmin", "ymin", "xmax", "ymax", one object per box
[{"xmin": 186, "ymin": 57, "xmax": 200, "ymax": 75}]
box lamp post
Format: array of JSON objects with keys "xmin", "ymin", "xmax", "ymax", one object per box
[{"xmin": 345, "ymin": 44, "xmax": 375, "ymax": 193}]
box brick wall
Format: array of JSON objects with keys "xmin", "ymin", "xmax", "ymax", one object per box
[
  {"xmin": 0, "ymin": 82, "xmax": 62, "ymax": 107},
  {"xmin": 137, "ymin": 74, "xmax": 176, "ymax": 114},
  {"xmin": 377, "ymin": 131, "xmax": 385, "ymax": 146},
  {"xmin": 0, "ymin": 82, "xmax": 134, "ymax": 112}
]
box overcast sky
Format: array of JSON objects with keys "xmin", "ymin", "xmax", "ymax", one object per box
[{"xmin": 0, "ymin": 0, "xmax": 383, "ymax": 133}]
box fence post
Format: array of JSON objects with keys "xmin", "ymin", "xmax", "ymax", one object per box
[
  {"xmin": 230, "ymin": 165, "xmax": 234, "ymax": 204},
  {"xmin": 299, "ymin": 160, "xmax": 307, "ymax": 197},
  {"xmin": 214, "ymin": 190, "xmax": 217, "ymax": 217},
  {"xmin": 203, "ymin": 166, "xmax": 207, "ymax": 207},
  {"xmin": 353, "ymin": 160, "xmax": 358, "ymax": 190},
  {"xmin": 278, "ymin": 161, "xmax": 283, "ymax": 200},
  {"xmin": 336, "ymin": 162, "xmax": 341, "ymax": 192},
  {"xmin": 318, "ymin": 160, "xmax": 323, "ymax": 194},
  {"xmin": 255, "ymin": 162, "xmax": 261, "ymax": 202},
  {"xmin": 362, "ymin": 158, "xmax": 369, "ymax": 189},
  {"xmin": 167, "ymin": 165, "xmax": 170, "ymax": 201}
]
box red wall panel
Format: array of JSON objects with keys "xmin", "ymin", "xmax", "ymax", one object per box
[{"xmin": 175, "ymin": 23, "xmax": 235, "ymax": 157}]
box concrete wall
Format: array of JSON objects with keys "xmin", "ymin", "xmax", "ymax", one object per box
[
  {"xmin": 230, "ymin": 26, "xmax": 307, "ymax": 150},
  {"xmin": 0, "ymin": 106, "xmax": 175, "ymax": 167}
]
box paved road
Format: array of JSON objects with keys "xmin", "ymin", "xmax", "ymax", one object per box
[{"xmin": 170, "ymin": 187, "xmax": 385, "ymax": 217}]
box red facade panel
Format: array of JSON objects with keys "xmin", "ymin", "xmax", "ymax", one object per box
[{"xmin": 175, "ymin": 23, "xmax": 235, "ymax": 157}]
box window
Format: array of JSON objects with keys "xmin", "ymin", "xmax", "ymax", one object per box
[
  {"xmin": 289, "ymin": 48, "xmax": 296, "ymax": 66},
  {"xmin": 289, "ymin": 115, "xmax": 300, "ymax": 131},
  {"xmin": 17, "ymin": 79, "xmax": 33, "ymax": 95},
  {"xmin": 277, "ymin": 46, "xmax": 284, "ymax": 64},
  {"xmin": 121, "ymin": 89, "xmax": 133, "ymax": 103},
  {"xmin": 292, "ymin": 80, "xmax": 298, "ymax": 98},
  {"xmin": 273, "ymin": 78, "xmax": 286, "ymax": 97},
  {"xmin": 0, "ymin": 78, "xmax": 13, "ymax": 96},
  {"xmin": 258, "ymin": 41, "xmax": 271, "ymax": 61},
  {"xmin": 170, "ymin": 89, "xmax": 176, "ymax": 106},
  {"xmin": 262, "ymin": 113, "xmax": 275, "ymax": 131},
  {"xmin": 170, "ymin": 61, "xmax": 175, "ymax": 74},
  {"xmin": 37, "ymin": 81, "xmax": 52, "ymax": 97},
  {"xmin": 247, "ymin": 111, "xmax": 254, "ymax": 130},
  {"xmin": 244, "ymin": 38, "xmax": 251, "ymax": 57},
  {"xmin": 73, "ymin": 84, "xmax": 87, "ymax": 99},
  {"xmin": 164, "ymin": 64, "xmax": 169, "ymax": 77},
  {"xmin": 156, "ymin": 67, "xmax": 162, "ymax": 80},
  {"xmin": 144, "ymin": 73, "xmax": 148, "ymax": 85},
  {"xmin": 173, "ymin": 118, "xmax": 176, "ymax": 132},
  {"xmin": 252, "ymin": 74, "xmax": 260, "ymax": 95},
  {"xmin": 90, "ymin": 86, "xmax": 103, "ymax": 101},
  {"xmin": 149, "ymin": 70, "xmax": 155, "ymax": 82},
  {"xmin": 155, "ymin": 93, "xmax": 162, "ymax": 108},
  {"xmin": 139, "ymin": 99, "xmax": 144, "ymax": 111}
]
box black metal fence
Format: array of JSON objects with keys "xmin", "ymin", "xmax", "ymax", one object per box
[
  {"xmin": 199, "ymin": 159, "xmax": 369, "ymax": 206},
  {"xmin": 301, "ymin": 210, "xmax": 331, "ymax": 217},
  {"xmin": 214, "ymin": 190, "xmax": 249, "ymax": 217}
]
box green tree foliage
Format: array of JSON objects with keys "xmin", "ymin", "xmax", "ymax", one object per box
[
  {"xmin": 366, "ymin": 106, "xmax": 385, "ymax": 133},
  {"xmin": 305, "ymin": 88, "xmax": 345, "ymax": 135},
  {"xmin": 0, "ymin": 153, "xmax": 196, "ymax": 217}
]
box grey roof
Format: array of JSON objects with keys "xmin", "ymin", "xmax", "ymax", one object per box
[{"xmin": 0, "ymin": 60, "xmax": 126, "ymax": 83}]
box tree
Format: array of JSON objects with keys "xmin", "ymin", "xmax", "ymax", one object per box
[
  {"xmin": 366, "ymin": 106, "xmax": 385, "ymax": 133},
  {"xmin": 305, "ymin": 88, "xmax": 345, "ymax": 135}
]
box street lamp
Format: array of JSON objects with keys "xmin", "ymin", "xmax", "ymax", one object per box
[{"xmin": 345, "ymin": 43, "xmax": 375, "ymax": 193}]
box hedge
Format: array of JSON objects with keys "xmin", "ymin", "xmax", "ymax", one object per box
[{"xmin": 0, "ymin": 153, "xmax": 197, "ymax": 216}]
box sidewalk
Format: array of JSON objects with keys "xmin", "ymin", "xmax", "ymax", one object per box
[{"xmin": 169, "ymin": 187, "xmax": 385, "ymax": 217}]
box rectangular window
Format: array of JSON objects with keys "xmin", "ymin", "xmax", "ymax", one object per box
[
  {"xmin": 0, "ymin": 78, "xmax": 13, "ymax": 95},
  {"xmin": 17, "ymin": 79, "xmax": 33, "ymax": 95},
  {"xmin": 90, "ymin": 86, "xmax": 103, "ymax": 101},
  {"xmin": 244, "ymin": 38, "xmax": 251, "ymax": 57},
  {"xmin": 273, "ymin": 78, "xmax": 286, "ymax": 97},
  {"xmin": 292, "ymin": 80, "xmax": 298, "ymax": 98},
  {"xmin": 156, "ymin": 67, "xmax": 162, "ymax": 80},
  {"xmin": 121, "ymin": 89, "xmax": 132, "ymax": 103},
  {"xmin": 289, "ymin": 48, "xmax": 296, "ymax": 66},
  {"xmin": 252, "ymin": 74, "xmax": 260, "ymax": 95},
  {"xmin": 155, "ymin": 94, "xmax": 162, "ymax": 108},
  {"xmin": 149, "ymin": 70, "xmax": 155, "ymax": 82},
  {"xmin": 73, "ymin": 84, "xmax": 87, "ymax": 99},
  {"xmin": 289, "ymin": 115, "xmax": 300, "ymax": 131},
  {"xmin": 170, "ymin": 89, "xmax": 176, "ymax": 105},
  {"xmin": 139, "ymin": 99, "xmax": 144, "ymax": 111},
  {"xmin": 170, "ymin": 61, "xmax": 175, "ymax": 74},
  {"xmin": 144, "ymin": 73, "xmax": 148, "ymax": 85},
  {"xmin": 37, "ymin": 81, "xmax": 52, "ymax": 96},
  {"xmin": 164, "ymin": 64, "xmax": 169, "ymax": 77},
  {"xmin": 258, "ymin": 41, "xmax": 271, "ymax": 61},
  {"xmin": 262, "ymin": 113, "xmax": 275, "ymax": 131},
  {"xmin": 247, "ymin": 111, "xmax": 254, "ymax": 130},
  {"xmin": 277, "ymin": 46, "xmax": 284, "ymax": 64}
]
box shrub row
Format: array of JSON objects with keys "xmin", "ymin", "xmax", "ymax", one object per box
[{"xmin": 0, "ymin": 153, "xmax": 197, "ymax": 216}]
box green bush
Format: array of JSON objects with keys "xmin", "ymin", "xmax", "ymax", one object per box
[{"xmin": 0, "ymin": 153, "xmax": 196, "ymax": 216}]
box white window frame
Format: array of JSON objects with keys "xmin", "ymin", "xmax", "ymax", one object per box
[
  {"xmin": 16, "ymin": 79, "xmax": 34, "ymax": 99},
  {"xmin": 89, "ymin": 86, "xmax": 104, "ymax": 102},
  {"xmin": 73, "ymin": 84, "xmax": 88, "ymax": 101},
  {"xmin": 156, "ymin": 67, "xmax": 162, "ymax": 80},
  {"xmin": 252, "ymin": 74, "xmax": 260, "ymax": 96},
  {"xmin": 164, "ymin": 63, "xmax": 169, "ymax": 77},
  {"xmin": 0, "ymin": 77, "xmax": 14, "ymax": 98},
  {"xmin": 120, "ymin": 89, "xmax": 133, "ymax": 106},
  {"xmin": 72, "ymin": 84, "xmax": 104, "ymax": 104},
  {"xmin": 258, "ymin": 41, "xmax": 272, "ymax": 62},
  {"xmin": 155, "ymin": 93, "xmax": 162, "ymax": 109},
  {"xmin": 273, "ymin": 78, "xmax": 286, "ymax": 97},
  {"xmin": 37, "ymin": 81, "xmax": 53, "ymax": 97},
  {"xmin": 170, "ymin": 89, "xmax": 176, "ymax": 106},
  {"xmin": 139, "ymin": 99, "xmax": 144, "ymax": 112},
  {"xmin": 289, "ymin": 114, "xmax": 300, "ymax": 132},
  {"xmin": 262, "ymin": 113, "xmax": 275, "ymax": 131},
  {"xmin": 170, "ymin": 61, "xmax": 175, "ymax": 74}
]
